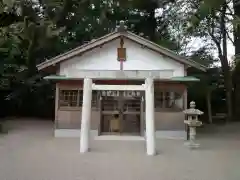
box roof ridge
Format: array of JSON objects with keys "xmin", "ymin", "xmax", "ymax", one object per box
[
  {"xmin": 37, "ymin": 30, "xmax": 207, "ymax": 72},
  {"xmin": 37, "ymin": 31, "xmax": 119, "ymax": 68}
]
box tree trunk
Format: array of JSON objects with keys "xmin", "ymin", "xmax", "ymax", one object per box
[
  {"xmin": 220, "ymin": 2, "xmax": 233, "ymax": 121},
  {"xmin": 27, "ymin": 30, "xmax": 37, "ymax": 77},
  {"xmin": 233, "ymin": 0, "xmax": 240, "ymax": 120},
  {"xmin": 141, "ymin": 1, "xmax": 158, "ymax": 41},
  {"xmin": 206, "ymin": 90, "xmax": 212, "ymax": 124},
  {"xmin": 220, "ymin": 54, "xmax": 233, "ymax": 122}
]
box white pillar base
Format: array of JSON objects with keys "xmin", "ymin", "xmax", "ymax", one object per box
[{"xmin": 54, "ymin": 129, "xmax": 98, "ymax": 138}]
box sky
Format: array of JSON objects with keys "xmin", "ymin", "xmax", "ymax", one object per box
[
  {"xmin": 156, "ymin": 2, "xmax": 236, "ymax": 64},
  {"xmin": 187, "ymin": 37, "xmax": 235, "ymax": 62}
]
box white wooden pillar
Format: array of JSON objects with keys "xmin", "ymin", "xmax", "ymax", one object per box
[
  {"xmin": 145, "ymin": 78, "xmax": 156, "ymax": 155},
  {"xmin": 80, "ymin": 78, "xmax": 92, "ymax": 153}
]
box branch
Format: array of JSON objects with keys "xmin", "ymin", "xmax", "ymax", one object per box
[
  {"xmin": 185, "ymin": 0, "xmax": 199, "ymax": 10},
  {"xmin": 226, "ymin": 28, "xmax": 235, "ymax": 45},
  {"xmin": 225, "ymin": 12, "xmax": 234, "ymax": 16},
  {"xmin": 206, "ymin": 16, "xmax": 222, "ymax": 57},
  {"xmin": 216, "ymin": 4, "xmax": 234, "ymax": 17},
  {"xmin": 209, "ymin": 33, "xmax": 222, "ymax": 57},
  {"xmin": 219, "ymin": 1, "xmax": 229, "ymax": 65},
  {"xmin": 225, "ymin": 15, "xmax": 233, "ymax": 23},
  {"xmin": 226, "ymin": 5, "xmax": 234, "ymax": 15},
  {"xmin": 226, "ymin": 0, "xmax": 233, "ymax": 5}
]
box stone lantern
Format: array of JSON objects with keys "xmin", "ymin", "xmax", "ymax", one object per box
[{"xmin": 183, "ymin": 101, "xmax": 203, "ymax": 149}]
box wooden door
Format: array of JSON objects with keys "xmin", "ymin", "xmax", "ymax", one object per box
[
  {"xmin": 98, "ymin": 90, "xmax": 143, "ymax": 135},
  {"xmin": 122, "ymin": 96, "xmax": 141, "ymax": 135}
]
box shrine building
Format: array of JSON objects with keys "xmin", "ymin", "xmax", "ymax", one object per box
[{"xmin": 37, "ymin": 22, "xmax": 206, "ymax": 155}]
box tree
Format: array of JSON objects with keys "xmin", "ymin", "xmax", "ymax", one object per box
[
  {"xmin": 233, "ymin": 0, "xmax": 240, "ymax": 120},
  {"xmin": 186, "ymin": 46, "xmax": 220, "ymax": 123},
  {"xmin": 0, "ymin": 0, "xmax": 22, "ymax": 27},
  {"xmin": 0, "ymin": 0, "xmax": 181, "ymax": 120},
  {"xmin": 171, "ymin": 0, "xmax": 234, "ymax": 121},
  {"xmin": 0, "ymin": 0, "xmax": 64, "ymax": 119}
]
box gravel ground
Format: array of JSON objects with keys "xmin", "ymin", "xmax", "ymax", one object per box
[{"xmin": 0, "ymin": 119, "xmax": 240, "ymax": 180}]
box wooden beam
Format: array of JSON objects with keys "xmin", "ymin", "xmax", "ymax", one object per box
[
  {"xmin": 92, "ymin": 84, "xmax": 145, "ymax": 91},
  {"xmin": 62, "ymin": 70, "xmax": 174, "ymax": 80}
]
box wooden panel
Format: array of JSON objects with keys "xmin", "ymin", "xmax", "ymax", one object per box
[
  {"xmin": 95, "ymin": 80, "xmax": 144, "ymax": 85},
  {"xmin": 91, "ymin": 110, "xmax": 101, "ymax": 130},
  {"xmin": 70, "ymin": 111, "xmax": 81, "ymax": 128},
  {"xmin": 102, "ymin": 96, "xmax": 118, "ymax": 111},
  {"xmin": 101, "ymin": 114, "xmax": 112, "ymax": 133},
  {"xmin": 57, "ymin": 80, "xmax": 83, "ymax": 87},
  {"xmin": 56, "ymin": 110, "xmax": 99, "ymax": 130},
  {"xmin": 122, "ymin": 114, "xmax": 140, "ymax": 134},
  {"xmin": 117, "ymin": 48, "xmax": 126, "ymax": 61},
  {"xmin": 154, "ymin": 82, "xmax": 186, "ymax": 92},
  {"xmin": 92, "ymin": 84, "xmax": 145, "ymax": 91},
  {"xmin": 123, "ymin": 98, "xmax": 141, "ymax": 112},
  {"xmin": 154, "ymin": 83, "xmax": 185, "ymax": 110},
  {"xmin": 155, "ymin": 112, "xmax": 185, "ymax": 130},
  {"xmin": 57, "ymin": 110, "xmax": 72, "ymax": 129}
]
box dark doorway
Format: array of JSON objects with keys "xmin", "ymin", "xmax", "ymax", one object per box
[{"xmin": 99, "ymin": 90, "xmax": 143, "ymax": 135}]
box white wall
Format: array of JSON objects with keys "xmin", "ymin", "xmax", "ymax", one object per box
[
  {"xmin": 123, "ymin": 40, "xmax": 184, "ymax": 76},
  {"xmin": 59, "ymin": 38, "xmax": 185, "ymax": 77}
]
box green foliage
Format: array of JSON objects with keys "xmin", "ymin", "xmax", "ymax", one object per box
[
  {"xmin": 189, "ymin": 47, "xmax": 218, "ymax": 67},
  {"xmin": 188, "ymin": 67, "xmax": 226, "ymax": 116},
  {"xmin": 233, "ymin": 15, "xmax": 240, "ymax": 30},
  {"xmin": 0, "ymin": 0, "xmax": 182, "ymax": 118},
  {"xmin": 0, "ymin": 0, "xmax": 233, "ymax": 121},
  {"xmin": 202, "ymin": 0, "xmax": 225, "ymax": 10}
]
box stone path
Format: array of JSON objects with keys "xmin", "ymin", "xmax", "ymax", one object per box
[{"xmin": 0, "ymin": 119, "xmax": 240, "ymax": 180}]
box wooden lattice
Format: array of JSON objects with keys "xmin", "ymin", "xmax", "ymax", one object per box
[
  {"xmin": 59, "ymin": 89, "xmax": 98, "ymax": 108},
  {"xmin": 59, "ymin": 90, "xmax": 78, "ymax": 107},
  {"xmin": 155, "ymin": 90, "xmax": 183, "ymax": 110}
]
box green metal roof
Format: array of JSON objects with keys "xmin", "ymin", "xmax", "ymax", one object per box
[
  {"xmin": 44, "ymin": 75, "xmax": 200, "ymax": 82},
  {"xmin": 170, "ymin": 76, "xmax": 200, "ymax": 82}
]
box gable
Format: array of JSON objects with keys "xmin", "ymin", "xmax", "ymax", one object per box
[
  {"xmin": 122, "ymin": 39, "xmax": 184, "ymax": 76},
  {"xmin": 59, "ymin": 38, "xmax": 185, "ymax": 77}
]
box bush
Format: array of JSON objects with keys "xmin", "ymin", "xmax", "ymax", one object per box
[
  {"xmin": 0, "ymin": 119, "xmax": 8, "ymax": 134},
  {"xmin": 0, "ymin": 122, "xmax": 3, "ymax": 133}
]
